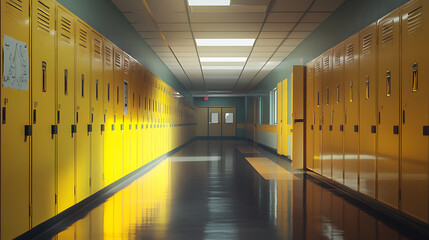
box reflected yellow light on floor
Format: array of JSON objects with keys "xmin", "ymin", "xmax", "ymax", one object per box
[{"xmin": 245, "ymin": 157, "xmax": 297, "ymax": 180}]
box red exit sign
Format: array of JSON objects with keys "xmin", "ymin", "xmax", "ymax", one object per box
[{"xmin": 204, "ymin": 97, "xmax": 209, "ymax": 101}]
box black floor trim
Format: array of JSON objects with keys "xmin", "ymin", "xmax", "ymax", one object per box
[{"xmin": 16, "ymin": 138, "xmax": 196, "ymax": 240}]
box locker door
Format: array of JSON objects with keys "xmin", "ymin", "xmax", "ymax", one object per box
[
  {"xmin": 344, "ymin": 34, "xmax": 360, "ymax": 190},
  {"xmin": 103, "ymin": 39, "xmax": 114, "ymax": 186},
  {"xmin": 113, "ymin": 46, "xmax": 124, "ymax": 180},
  {"xmin": 209, "ymin": 108, "xmax": 221, "ymax": 136},
  {"xmin": 31, "ymin": 0, "xmax": 56, "ymax": 226},
  {"xmin": 129, "ymin": 58, "xmax": 137, "ymax": 172},
  {"xmin": 313, "ymin": 57, "xmax": 323, "ymax": 173},
  {"xmin": 75, "ymin": 20, "xmax": 91, "ymax": 202},
  {"xmin": 281, "ymin": 79, "xmax": 289, "ymax": 156},
  {"xmin": 292, "ymin": 66, "xmax": 305, "ymax": 169},
  {"xmin": 1, "ymin": 0, "xmax": 31, "ymax": 238},
  {"xmin": 123, "ymin": 54, "xmax": 131, "ymax": 175},
  {"xmin": 142, "ymin": 70, "xmax": 148, "ymax": 165},
  {"xmin": 90, "ymin": 31, "xmax": 104, "ymax": 193},
  {"xmin": 358, "ymin": 23, "xmax": 378, "ymax": 198},
  {"xmin": 401, "ymin": 0, "xmax": 429, "ymax": 223},
  {"xmin": 147, "ymin": 76, "xmax": 153, "ymax": 161},
  {"xmin": 137, "ymin": 65, "xmax": 144, "ymax": 168},
  {"xmin": 56, "ymin": 5, "xmax": 75, "ymax": 213},
  {"xmin": 331, "ymin": 43, "xmax": 345, "ymax": 184},
  {"xmin": 277, "ymin": 82, "xmax": 282, "ymax": 154},
  {"xmin": 377, "ymin": 9, "xmax": 400, "ymax": 209},
  {"xmin": 322, "ymin": 50, "xmax": 333, "ymax": 178},
  {"xmin": 306, "ymin": 61, "xmax": 315, "ymax": 170}
]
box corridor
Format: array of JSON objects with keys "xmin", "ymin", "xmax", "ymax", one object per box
[{"xmin": 38, "ymin": 140, "xmax": 423, "ymax": 240}]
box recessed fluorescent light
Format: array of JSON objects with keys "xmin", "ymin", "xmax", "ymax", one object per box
[
  {"xmin": 188, "ymin": 0, "xmax": 230, "ymax": 6},
  {"xmin": 202, "ymin": 66, "xmax": 243, "ymax": 70},
  {"xmin": 196, "ymin": 39, "xmax": 255, "ymax": 46},
  {"xmin": 200, "ymin": 57, "xmax": 247, "ymax": 62}
]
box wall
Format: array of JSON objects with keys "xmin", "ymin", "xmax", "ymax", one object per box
[
  {"xmin": 248, "ymin": 0, "xmax": 409, "ymax": 153},
  {"xmin": 56, "ymin": 0, "xmax": 191, "ymax": 101},
  {"xmin": 193, "ymin": 97, "xmax": 246, "ymax": 137}
]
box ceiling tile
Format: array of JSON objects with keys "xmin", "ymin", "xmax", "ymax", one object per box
[
  {"xmin": 193, "ymin": 32, "xmax": 259, "ymax": 38},
  {"xmin": 146, "ymin": 0, "xmax": 186, "ymax": 13},
  {"xmin": 271, "ymin": 0, "xmax": 313, "ymax": 12},
  {"xmin": 277, "ymin": 45, "xmax": 296, "ymax": 52},
  {"xmin": 252, "ymin": 45, "xmax": 278, "ymax": 52},
  {"xmin": 190, "ymin": 5, "xmax": 267, "ymax": 13},
  {"xmin": 255, "ymin": 38, "xmax": 284, "ymax": 46},
  {"xmin": 124, "ymin": 12, "xmax": 153, "ymax": 24},
  {"xmin": 266, "ymin": 13, "xmax": 304, "ymax": 22},
  {"xmin": 162, "ymin": 32, "xmax": 193, "ymax": 39},
  {"xmin": 151, "ymin": 46, "xmax": 171, "ymax": 52},
  {"xmin": 170, "ymin": 45, "xmax": 196, "ymax": 52},
  {"xmin": 301, "ymin": 12, "xmax": 331, "ymax": 22},
  {"xmin": 259, "ymin": 31, "xmax": 288, "ymax": 38},
  {"xmin": 294, "ymin": 23, "xmax": 320, "ymax": 31},
  {"xmin": 158, "ymin": 23, "xmax": 190, "ymax": 32},
  {"xmin": 283, "ymin": 38, "xmax": 304, "ymax": 46},
  {"xmin": 153, "ymin": 12, "xmax": 188, "ymax": 23},
  {"xmin": 191, "ymin": 23, "xmax": 263, "ymax": 32},
  {"xmin": 133, "ymin": 22, "xmax": 158, "ymax": 31},
  {"xmin": 144, "ymin": 38, "xmax": 167, "ymax": 46},
  {"xmin": 166, "ymin": 38, "xmax": 195, "ymax": 46},
  {"xmin": 190, "ymin": 13, "xmax": 266, "ymax": 23},
  {"xmin": 309, "ymin": 0, "xmax": 344, "ymax": 12},
  {"xmin": 198, "ymin": 52, "xmax": 250, "ymax": 57},
  {"xmin": 139, "ymin": 31, "xmax": 162, "ymax": 39},
  {"xmin": 288, "ymin": 31, "xmax": 312, "ymax": 38},
  {"xmin": 197, "ymin": 46, "xmax": 252, "ymax": 53},
  {"xmin": 262, "ymin": 23, "xmax": 295, "ymax": 32}
]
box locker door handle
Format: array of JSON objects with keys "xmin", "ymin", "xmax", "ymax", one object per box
[
  {"xmin": 403, "ymin": 110, "xmax": 405, "ymax": 124},
  {"xmin": 326, "ymin": 87, "xmax": 330, "ymax": 105},
  {"xmin": 336, "ymin": 84, "xmax": 340, "ymax": 103},
  {"xmin": 76, "ymin": 112, "xmax": 79, "ymax": 123},
  {"xmin": 91, "ymin": 113, "xmax": 94, "ymax": 123},
  {"xmin": 2, "ymin": 107, "xmax": 6, "ymax": 124},
  {"xmin": 386, "ymin": 71, "xmax": 391, "ymax": 96},
  {"xmin": 42, "ymin": 61, "xmax": 47, "ymax": 92},
  {"xmin": 57, "ymin": 111, "xmax": 60, "ymax": 124},
  {"xmin": 349, "ymin": 81, "xmax": 353, "ymax": 102},
  {"xmin": 64, "ymin": 69, "xmax": 68, "ymax": 95},
  {"xmin": 33, "ymin": 110, "xmax": 37, "ymax": 124},
  {"xmin": 412, "ymin": 63, "xmax": 418, "ymax": 92},
  {"xmin": 365, "ymin": 76, "xmax": 370, "ymax": 99}
]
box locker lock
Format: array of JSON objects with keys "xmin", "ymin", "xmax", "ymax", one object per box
[
  {"xmin": 112, "ymin": 124, "xmax": 115, "ymax": 131},
  {"xmin": 319, "ymin": 125, "xmax": 322, "ymax": 131},
  {"xmin": 340, "ymin": 125, "xmax": 344, "ymax": 132},
  {"xmin": 354, "ymin": 125, "xmax": 359, "ymax": 133},
  {"xmin": 311, "ymin": 125, "xmax": 314, "ymax": 130},
  {"xmin": 329, "ymin": 125, "xmax": 333, "ymax": 131},
  {"xmin": 371, "ymin": 125, "xmax": 377, "ymax": 134},
  {"xmin": 121, "ymin": 124, "xmax": 124, "ymax": 130},
  {"xmin": 88, "ymin": 124, "xmax": 93, "ymax": 133},
  {"xmin": 424, "ymin": 126, "xmax": 429, "ymax": 136},
  {"xmin": 71, "ymin": 125, "xmax": 77, "ymax": 134},
  {"xmin": 51, "ymin": 125, "xmax": 58, "ymax": 135},
  {"xmin": 101, "ymin": 124, "xmax": 105, "ymax": 132},
  {"xmin": 393, "ymin": 126, "xmax": 399, "ymax": 135},
  {"xmin": 25, "ymin": 125, "xmax": 32, "ymax": 136}
]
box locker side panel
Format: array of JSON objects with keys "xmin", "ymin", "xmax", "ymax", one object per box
[
  {"xmin": 31, "ymin": 0, "xmax": 57, "ymax": 226},
  {"xmin": 113, "ymin": 46, "xmax": 124, "ymax": 180},
  {"xmin": 277, "ymin": 81, "xmax": 282, "ymax": 154},
  {"xmin": 313, "ymin": 57, "xmax": 323, "ymax": 173},
  {"xmin": 56, "ymin": 5, "xmax": 75, "ymax": 213},
  {"xmin": 331, "ymin": 43, "xmax": 345, "ymax": 184},
  {"xmin": 377, "ymin": 9, "xmax": 400, "ymax": 209},
  {"xmin": 400, "ymin": 0, "xmax": 429, "ymax": 223},
  {"xmin": 90, "ymin": 30, "xmax": 104, "ymax": 193},
  {"xmin": 358, "ymin": 23, "xmax": 378, "ymax": 198},
  {"xmin": 306, "ymin": 61, "xmax": 315, "ymax": 170},
  {"xmin": 344, "ymin": 34, "xmax": 360, "ymax": 190},
  {"xmin": 1, "ymin": 0, "xmax": 31, "ymax": 238},
  {"xmin": 75, "ymin": 20, "xmax": 91, "ymax": 202},
  {"xmin": 321, "ymin": 50, "xmax": 333, "ymax": 178},
  {"xmin": 103, "ymin": 39, "xmax": 114, "ymax": 186},
  {"xmin": 281, "ymin": 79, "xmax": 288, "ymax": 156}
]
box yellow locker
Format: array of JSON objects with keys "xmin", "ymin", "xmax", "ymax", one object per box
[
  {"xmin": 313, "ymin": 57, "xmax": 323, "ymax": 173},
  {"xmin": 142, "ymin": 69, "xmax": 148, "ymax": 165},
  {"xmin": 292, "ymin": 66, "xmax": 305, "ymax": 169},
  {"xmin": 400, "ymin": 0, "xmax": 429, "ymax": 223},
  {"xmin": 30, "ymin": 0, "xmax": 56, "ymax": 226},
  {"xmin": 281, "ymin": 79, "xmax": 288, "ymax": 157},
  {"xmin": 75, "ymin": 19, "xmax": 91, "ymax": 202},
  {"xmin": 90, "ymin": 30, "xmax": 104, "ymax": 193},
  {"xmin": 103, "ymin": 39, "xmax": 114, "ymax": 186},
  {"xmin": 123, "ymin": 53, "xmax": 131, "ymax": 175},
  {"xmin": 277, "ymin": 82, "xmax": 282, "ymax": 154},
  {"xmin": 113, "ymin": 46, "xmax": 124, "ymax": 180},
  {"xmin": 146, "ymin": 74, "xmax": 154, "ymax": 161},
  {"xmin": 331, "ymin": 43, "xmax": 345, "ymax": 184},
  {"xmin": 129, "ymin": 58, "xmax": 138, "ymax": 172},
  {"xmin": 321, "ymin": 50, "xmax": 333, "ymax": 178},
  {"xmin": 377, "ymin": 9, "xmax": 400, "ymax": 209},
  {"xmin": 1, "ymin": 0, "xmax": 31, "ymax": 238},
  {"xmin": 137, "ymin": 65, "xmax": 144, "ymax": 168},
  {"xmin": 56, "ymin": 4, "xmax": 75, "ymax": 214},
  {"xmin": 358, "ymin": 23, "xmax": 378, "ymax": 198},
  {"xmin": 343, "ymin": 34, "xmax": 360, "ymax": 190},
  {"xmin": 306, "ymin": 60, "xmax": 315, "ymax": 170}
]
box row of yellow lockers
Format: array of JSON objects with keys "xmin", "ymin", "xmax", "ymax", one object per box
[
  {"xmin": 0, "ymin": 0, "xmax": 196, "ymax": 239},
  {"xmin": 276, "ymin": 78, "xmax": 293, "ymax": 158},
  {"xmin": 305, "ymin": 0, "xmax": 428, "ymax": 223}
]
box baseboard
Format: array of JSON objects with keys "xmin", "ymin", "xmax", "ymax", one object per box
[
  {"xmin": 306, "ymin": 170, "xmax": 429, "ymax": 237},
  {"xmin": 16, "ymin": 138, "xmax": 196, "ymax": 240},
  {"xmin": 194, "ymin": 136, "xmax": 245, "ymax": 140}
]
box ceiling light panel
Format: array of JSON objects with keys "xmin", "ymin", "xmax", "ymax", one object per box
[
  {"xmin": 202, "ymin": 66, "xmax": 244, "ymax": 70},
  {"xmin": 188, "ymin": 0, "xmax": 230, "ymax": 6},
  {"xmin": 196, "ymin": 38, "xmax": 255, "ymax": 46},
  {"xmin": 200, "ymin": 57, "xmax": 247, "ymax": 62}
]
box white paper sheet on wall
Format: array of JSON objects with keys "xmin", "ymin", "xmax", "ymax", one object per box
[
  {"xmin": 211, "ymin": 112, "xmax": 219, "ymax": 124},
  {"xmin": 3, "ymin": 35, "xmax": 29, "ymax": 91},
  {"xmin": 124, "ymin": 80, "xmax": 128, "ymax": 115},
  {"xmin": 225, "ymin": 113, "xmax": 234, "ymax": 124}
]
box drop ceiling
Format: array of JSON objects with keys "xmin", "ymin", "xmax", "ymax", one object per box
[{"xmin": 112, "ymin": 0, "xmax": 344, "ymax": 94}]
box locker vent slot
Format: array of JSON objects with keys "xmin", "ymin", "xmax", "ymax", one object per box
[
  {"xmin": 79, "ymin": 28, "xmax": 88, "ymax": 48},
  {"xmin": 346, "ymin": 44, "xmax": 354, "ymax": 63},
  {"xmin": 37, "ymin": 1, "xmax": 51, "ymax": 33},
  {"xmin": 323, "ymin": 56, "xmax": 329, "ymax": 70},
  {"xmin": 362, "ymin": 34, "xmax": 372, "ymax": 56},
  {"xmin": 382, "ymin": 19, "xmax": 394, "ymax": 45},
  {"xmin": 115, "ymin": 53, "xmax": 121, "ymax": 70},
  {"xmin": 315, "ymin": 61, "xmax": 321, "ymax": 76},
  {"xmin": 6, "ymin": 0, "xmax": 23, "ymax": 13},
  {"xmin": 105, "ymin": 46, "xmax": 112, "ymax": 65},
  {"xmin": 124, "ymin": 58, "xmax": 130, "ymax": 74},
  {"xmin": 407, "ymin": 6, "xmax": 422, "ymax": 35},
  {"xmin": 94, "ymin": 38, "xmax": 102, "ymax": 56},
  {"xmin": 334, "ymin": 51, "xmax": 340, "ymax": 68},
  {"xmin": 60, "ymin": 16, "xmax": 72, "ymax": 42}
]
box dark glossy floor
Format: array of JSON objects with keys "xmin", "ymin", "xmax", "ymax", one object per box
[{"xmin": 46, "ymin": 140, "xmax": 425, "ymax": 240}]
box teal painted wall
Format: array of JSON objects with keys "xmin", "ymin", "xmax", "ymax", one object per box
[
  {"xmin": 57, "ymin": 0, "xmax": 191, "ymax": 100},
  {"xmin": 249, "ymin": 0, "xmax": 409, "ymax": 151},
  {"xmin": 193, "ymin": 97, "xmax": 246, "ymax": 137}
]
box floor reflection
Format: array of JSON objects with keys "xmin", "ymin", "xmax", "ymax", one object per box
[{"xmin": 49, "ymin": 140, "xmax": 424, "ymax": 240}]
